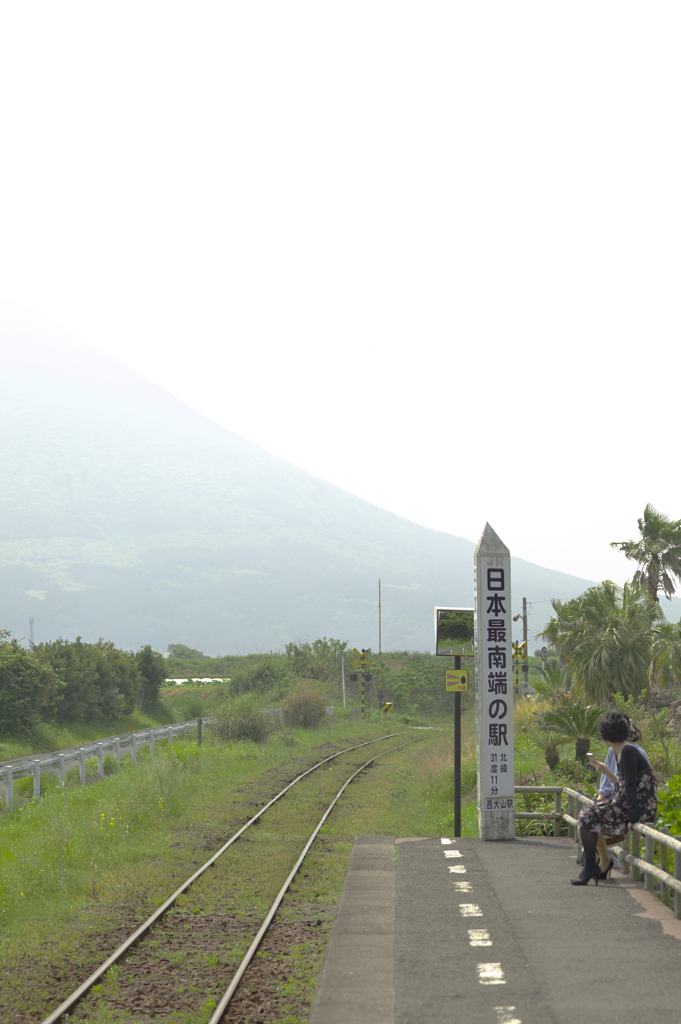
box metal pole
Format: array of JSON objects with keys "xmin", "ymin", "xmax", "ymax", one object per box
[
  {"xmin": 114, "ymin": 737, "xmax": 120, "ymax": 764},
  {"xmin": 97, "ymin": 743, "xmax": 104, "ymax": 779},
  {"xmin": 33, "ymin": 760, "xmax": 41, "ymax": 798},
  {"xmin": 79, "ymin": 749, "xmax": 86, "ymax": 785},
  {"xmin": 6, "ymin": 766, "xmax": 13, "ymax": 808},
  {"xmin": 149, "ymin": 729, "xmax": 155, "ymax": 754},
  {"xmin": 59, "ymin": 753, "xmax": 65, "ymax": 785},
  {"xmin": 132, "ymin": 733, "xmax": 137, "ymax": 764},
  {"xmin": 361, "ymin": 662, "xmax": 365, "ymax": 720},
  {"xmin": 341, "ymin": 654, "xmax": 346, "ymax": 709},
  {"xmin": 454, "ymin": 655, "xmax": 462, "ymax": 837}
]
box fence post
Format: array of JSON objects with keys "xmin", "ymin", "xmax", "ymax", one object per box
[
  {"xmin": 79, "ymin": 748, "xmax": 86, "ymax": 785},
  {"xmin": 675, "ymin": 847, "xmax": 681, "ymax": 920},
  {"xmin": 6, "ymin": 766, "xmax": 13, "ymax": 809},
  {"xmin": 114, "ymin": 737, "xmax": 120, "ymax": 765},
  {"xmin": 644, "ymin": 832, "xmax": 655, "ymax": 893},
  {"xmin": 553, "ymin": 791, "xmax": 561, "ymax": 837},
  {"xmin": 631, "ymin": 831, "xmax": 641, "ymax": 882},
  {"xmin": 567, "ymin": 793, "xmax": 575, "ymax": 840},
  {"xmin": 620, "ymin": 833, "xmax": 631, "ymax": 875},
  {"xmin": 59, "ymin": 753, "xmax": 65, "ymax": 785},
  {"xmin": 97, "ymin": 743, "xmax": 104, "ymax": 779},
  {"xmin": 149, "ymin": 730, "xmax": 154, "ymax": 755},
  {"xmin": 167, "ymin": 726, "xmax": 173, "ymax": 745},
  {"xmin": 33, "ymin": 760, "xmax": 41, "ymax": 798},
  {"xmin": 658, "ymin": 827, "xmax": 670, "ymax": 907},
  {"xmin": 197, "ymin": 719, "xmax": 203, "ymax": 747},
  {"xmin": 132, "ymin": 733, "xmax": 137, "ymax": 764}
]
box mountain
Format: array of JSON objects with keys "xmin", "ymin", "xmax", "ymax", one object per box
[{"xmin": 0, "ymin": 305, "xmax": 633, "ymax": 653}]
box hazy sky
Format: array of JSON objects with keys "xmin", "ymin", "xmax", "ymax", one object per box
[{"xmin": 1, "ymin": 3, "xmax": 679, "ymax": 592}]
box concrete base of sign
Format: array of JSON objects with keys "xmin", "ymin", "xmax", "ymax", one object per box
[{"xmin": 478, "ymin": 807, "xmax": 515, "ymax": 841}]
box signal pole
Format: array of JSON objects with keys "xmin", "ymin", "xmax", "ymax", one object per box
[{"xmin": 352, "ymin": 648, "xmax": 372, "ymax": 720}]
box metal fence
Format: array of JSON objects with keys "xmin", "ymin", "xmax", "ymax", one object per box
[
  {"xmin": 516, "ymin": 784, "xmax": 681, "ymax": 920},
  {"xmin": 0, "ymin": 719, "xmax": 209, "ymax": 808}
]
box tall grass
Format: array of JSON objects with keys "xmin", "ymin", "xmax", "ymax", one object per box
[{"xmin": 0, "ymin": 738, "xmax": 262, "ymax": 934}]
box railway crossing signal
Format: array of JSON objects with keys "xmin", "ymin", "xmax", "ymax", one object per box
[{"xmin": 512, "ymin": 641, "xmax": 527, "ymax": 695}]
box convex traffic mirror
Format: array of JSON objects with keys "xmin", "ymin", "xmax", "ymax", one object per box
[{"xmin": 434, "ymin": 607, "xmax": 474, "ymax": 657}]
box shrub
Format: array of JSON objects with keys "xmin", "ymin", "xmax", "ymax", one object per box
[
  {"xmin": 281, "ymin": 682, "xmax": 327, "ymax": 728},
  {"xmin": 214, "ymin": 694, "xmax": 272, "ymax": 744},
  {"xmin": 657, "ymin": 774, "xmax": 681, "ymax": 835}
]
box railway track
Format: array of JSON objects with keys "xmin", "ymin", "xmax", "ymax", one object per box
[{"xmin": 41, "ymin": 731, "xmax": 420, "ymax": 1024}]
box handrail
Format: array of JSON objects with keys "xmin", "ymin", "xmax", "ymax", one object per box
[{"xmin": 517, "ymin": 784, "xmax": 681, "ymax": 920}]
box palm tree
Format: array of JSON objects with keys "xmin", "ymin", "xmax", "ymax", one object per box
[
  {"xmin": 611, "ymin": 504, "xmax": 681, "ymax": 602},
  {"xmin": 542, "ymin": 704, "xmax": 604, "ymax": 762},
  {"xmin": 528, "ymin": 729, "xmax": 571, "ymax": 770},
  {"xmin": 539, "ymin": 581, "xmax": 663, "ymax": 702}
]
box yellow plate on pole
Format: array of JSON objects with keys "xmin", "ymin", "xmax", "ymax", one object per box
[{"xmin": 446, "ymin": 670, "xmax": 467, "ymax": 692}]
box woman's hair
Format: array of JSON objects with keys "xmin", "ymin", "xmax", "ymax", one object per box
[
  {"xmin": 597, "ymin": 710, "xmax": 631, "ymax": 744},
  {"xmin": 623, "ymin": 713, "xmax": 643, "ymax": 744}
]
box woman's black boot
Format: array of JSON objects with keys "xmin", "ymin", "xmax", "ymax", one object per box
[{"xmin": 571, "ymin": 827, "xmax": 599, "ymax": 885}]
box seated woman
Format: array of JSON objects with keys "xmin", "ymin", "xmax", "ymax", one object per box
[
  {"xmin": 572, "ymin": 710, "xmax": 657, "ymax": 886},
  {"xmin": 587, "ymin": 715, "xmax": 651, "ymax": 878}
]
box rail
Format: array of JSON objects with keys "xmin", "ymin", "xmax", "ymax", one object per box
[
  {"xmin": 515, "ymin": 784, "xmax": 681, "ymax": 919},
  {"xmin": 0, "ymin": 718, "xmax": 211, "ymax": 806}
]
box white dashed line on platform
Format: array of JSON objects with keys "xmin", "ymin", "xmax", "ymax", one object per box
[
  {"xmin": 468, "ymin": 929, "xmax": 492, "ymax": 947},
  {"xmin": 476, "ymin": 963, "xmax": 505, "ymax": 985},
  {"xmin": 447, "ymin": 864, "xmax": 466, "ymax": 873},
  {"xmin": 444, "ymin": 850, "xmax": 463, "ymax": 858},
  {"xmin": 494, "ymin": 1008, "xmax": 521, "ymax": 1024},
  {"xmin": 459, "ymin": 904, "xmax": 483, "ymax": 917},
  {"xmin": 452, "ymin": 881, "xmax": 472, "ymax": 892},
  {"xmin": 440, "ymin": 837, "xmax": 453, "ymax": 844}
]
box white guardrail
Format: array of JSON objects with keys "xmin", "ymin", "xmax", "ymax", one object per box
[
  {"xmin": 516, "ymin": 784, "xmax": 681, "ymax": 920},
  {"xmin": 0, "ymin": 718, "xmax": 211, "ymax": 808}
]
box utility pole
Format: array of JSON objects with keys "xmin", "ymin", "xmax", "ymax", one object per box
[
  {"xmin": 378, "ymin": 580, "xmax": 382, "ymax": 711},
  {"xmin": 522, "ymin": 597, "xmax": 529, "ymax": 694}
]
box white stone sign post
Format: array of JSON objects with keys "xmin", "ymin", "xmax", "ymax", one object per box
[{"xmin": 474, "ymin": 523, "xmax": 515, "ymax": 840}]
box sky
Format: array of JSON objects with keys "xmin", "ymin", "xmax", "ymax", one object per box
[{"xmin": 1, "ymin": 2, "xmax": 679, "ymax": 593}]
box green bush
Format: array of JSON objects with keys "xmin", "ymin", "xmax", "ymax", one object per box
[
  {"xmin": 214, "ymin": 694, "xmax": 272, "ymax": 744},
  {"xmin": 171, "ymin": 693, "xmax": 207, "ymax": 721},
  {"xmin": 282, "ymin": 682, "xmax": 327, "ymax": 728},
  {"xmin": 657, "ymin": 773, "xmax": 681, "ymax": 836}
]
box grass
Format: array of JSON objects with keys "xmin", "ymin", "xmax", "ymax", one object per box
[{"xmin": 1, "ymin": 720, "xmax": 449, "ymax": 1023}]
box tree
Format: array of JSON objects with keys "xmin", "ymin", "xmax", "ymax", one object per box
[
  {"xmin": 611, "ymin": 504, "xmax": 681, "ymax": 602},
  {"xmin": 539, "ymin": 581, "xmax": 663, "ymax": 702},
  {"xmin": 0, "ymin": 631, "xmax": 62, "ymax": 735},
  {"xmin": 136, "ymin": 645, "xmax": 166, "ymax": 710},
  {"xmin": 542, "ymin": 704, "xmax": 604, "ymax": 762},
  {"xmin": 32, "ymin": 637, "xmax": 141, "ymax": 724}
]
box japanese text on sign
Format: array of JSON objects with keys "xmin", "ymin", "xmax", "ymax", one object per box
[{"xmin": 475, "ymin": 553, "xmax": 515, "ymax": 805}]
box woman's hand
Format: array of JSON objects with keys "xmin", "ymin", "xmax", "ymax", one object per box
[{"xmin": 588, "ymin": 756, "xmax": 606, "ymax": 773}]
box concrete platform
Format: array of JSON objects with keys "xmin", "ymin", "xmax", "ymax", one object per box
[{"xmin": 309, "ymin": 835, "xmax": 681, "ymax": 1024}]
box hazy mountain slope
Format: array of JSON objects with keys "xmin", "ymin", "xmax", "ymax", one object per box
[{"xmin": 2, "ymin": 307, "xmax": 657, "ymax": 652}]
